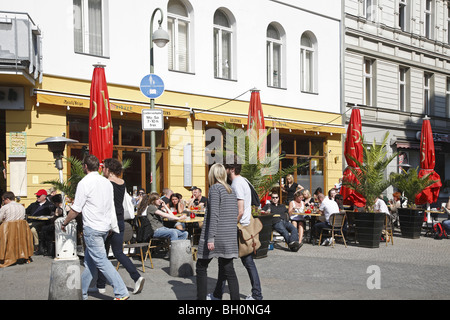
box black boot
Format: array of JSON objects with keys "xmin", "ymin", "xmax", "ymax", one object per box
[{"xmin": 34, "ymin": 242, "xmax": 46, "ymax": 256}]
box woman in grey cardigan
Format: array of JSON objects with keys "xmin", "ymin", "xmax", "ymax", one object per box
[{"xmin": 196, "ymin": 163, "xmax": 240, "ymax": 300}]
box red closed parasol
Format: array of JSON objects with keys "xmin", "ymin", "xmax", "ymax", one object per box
[
  {"xmin": 247, "ymin": 89, "xmax": 266, "ymax": 161},
  {"xmin": 89, "ymin": 64, "xmax": 113, "ymax": 165},
  {"xmin": 415, "ymin": 117, "xmax": 441, "ymax": 205},
  {"xmin": 341, "ymin": 108, "xmax": 366, "ymax": 207}
]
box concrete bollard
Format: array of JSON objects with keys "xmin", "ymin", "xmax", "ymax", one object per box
[
  {"xmin": 48, "ymin": 218, "xmax": 82, "ymax": 300},
  {"xmin": 48, "ymin": 258, "xmax": 82, "ymax": 300},
  {"xmin": 169, "ymin": 240, "xmax": 194, "ymax": 277}
]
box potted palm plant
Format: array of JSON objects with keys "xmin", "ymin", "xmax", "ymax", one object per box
[
  {"xmin": 217, "ymin": 122, "xmax": 303, "ymax": 258},
  {"xmin": 390, "ymin": 167, "xmax": 436, "ymax": 239},
  {"xmin": 344, "ymin": 132, "xmax": 397, "ymax": 248}
]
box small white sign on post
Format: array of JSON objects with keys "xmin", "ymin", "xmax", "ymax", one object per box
[{"xmin": 142, "ymin": 109, "xmax": 164, "ymax": 131}]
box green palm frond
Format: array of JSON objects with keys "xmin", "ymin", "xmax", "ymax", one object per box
[
  {"xmin": 343, "ymin": 132, "xmax": 397, "ymax": 212},
  {"xmin": 390, "ymin": 167, "xmax": 437, "ymax": 208},
  {"xmin": 217, "ymin": 122, "xmax": 304, "ymax": 199}
]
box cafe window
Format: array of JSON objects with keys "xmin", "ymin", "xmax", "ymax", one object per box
[
  {"xmin": 67, "ymin": 115, "xmax": 168, "ymax": 194},
  {"xmin": 279, "ymin": 135, "xmax": 325, "ymax": 203}
]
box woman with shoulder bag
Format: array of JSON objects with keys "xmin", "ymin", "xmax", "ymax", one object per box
[{"xmin": 196, "ymin": 163, "xmax": 240, "ymax": 300}]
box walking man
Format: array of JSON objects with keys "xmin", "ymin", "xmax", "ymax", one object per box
[{"xmin": 61, "ymin": 155, "xmax": 129, "ymax": 300}]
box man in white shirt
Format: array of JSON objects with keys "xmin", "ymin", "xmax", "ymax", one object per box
[
  {"xmin": 374, "ymin": 196, "xmax": 389, "ymax": 215},
  {"xmin": 313, "ymin": 193, "xmax": 340, "ymax": 245},
  {"xmin": 62, "ymin": 155, "xmax": 128, "ymax": 300}
]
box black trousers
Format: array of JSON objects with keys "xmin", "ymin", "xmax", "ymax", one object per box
[{"xmin": 196, "ymin": 257, "xmax": 240, "ymax": 300}]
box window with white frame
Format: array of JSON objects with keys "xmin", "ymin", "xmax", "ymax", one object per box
[
  {"xmin": 363, "ymin": 58, "xmax": 374, "ymax": 106},
  {"xmin": 300, "ymin": 32, "xmax": 317, "ymax": 93},
  {"xmin": 424, "ymin": 73, "xmax": 433, "ymax": 115},
  {"xmin": 399, "ymin": 0, "xmax": 409, "ymax": 32},
  {"xmin": 424, "ymin": 0, "xmax": 434, "ymax": 38},
  {"xmin": 399, "ymin": 67, "xmax": 409, "ymax": 111},
  {"xmin": 447, "ymin": 4, "xmax": 450, "ymax": 44},
  {"xmin": 446, "ymin": 78, "xmax": 450, "ymax": 118},
  {"xmin": 73, "ymin": 0, "xmax": 107, "ymax": 56},
  {"xmin": 364, "ymin": 0, "xmax": 377, "ymax": 22},
  {"xmin": 213, "ymin": 9, "xmax": 233, "ymax": 80},
  {"xmin": 267, "ymin": 24, "xmax": 283, "ymax": 88},
  {"xmin": 168, "ymin": 0, "xmax": 191, "ymax": 73}
]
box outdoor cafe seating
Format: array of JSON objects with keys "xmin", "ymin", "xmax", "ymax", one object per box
[{"xmin": 0, "ymin": 220, "xmax": 34, "ymax": 268}]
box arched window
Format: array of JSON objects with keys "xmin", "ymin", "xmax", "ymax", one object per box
[
  {"xmin": 168, "ymin": 0, "xmax": 191, "ymax": 72},
  {"xmin": 267, "ymin": 23, "xmax": 285, "ymax": 88},
  {"xmin": 213, "ymin": 9, "xmax": 234, "ymax": 79},
  {"xmin": 300, "ymin": 32, "xmax": 317, "ymax": 93}
]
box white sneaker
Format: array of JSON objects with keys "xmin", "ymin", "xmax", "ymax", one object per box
[
  {"xmin": 133, "ymin": 277, "xmax": 145, "ymax": 294},
  {"xmin": 245, "ymin": 295, "xmax": 255, "ymax": 300},
  {"xmin": 206, "ymin": 293, "xmax": 221, "ymax": 300},
  {"xmin": 321, "ymin": 238, "xmax": 330, "ymax": 246}
]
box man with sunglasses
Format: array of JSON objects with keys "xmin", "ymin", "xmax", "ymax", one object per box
[{"xmin": 261, "ymin": 191, "xmax": 301, "ymax": 252}]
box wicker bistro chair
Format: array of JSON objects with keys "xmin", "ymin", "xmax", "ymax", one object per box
[
  {"xmin": 318, "ymin": 212, "xmax": 347, "ymax": 248},
  {"xmin": 384, "ymin": 213, "xmax": 394, "ymax": 246}
]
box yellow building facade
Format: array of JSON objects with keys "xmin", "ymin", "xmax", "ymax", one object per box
[{"xmin": 2, "ymin": 74, "xmax": 345, "ymax": 206}]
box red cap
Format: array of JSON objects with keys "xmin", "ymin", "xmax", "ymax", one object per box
[{"xmin": 35, "ymin": 189, "xmax": 48, "ymax": 196}]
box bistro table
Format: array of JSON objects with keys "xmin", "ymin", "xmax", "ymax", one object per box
[{"xmin": 290, "ymin": 211, "xmax": 322, "ymax": 244}]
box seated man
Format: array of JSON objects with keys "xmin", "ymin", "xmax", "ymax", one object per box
[
  {"xmin": 26, "ymin": 189, "xmax": 55, "ymax": 255},
  {"xmin": 312, "ymin": 193, "xmax": 340, "ymax": 246},
  {"xmin": 146, "ymin": 192, "xmax": 189, "ymax": 241},
  {"xmin": 261, "ymin": 191, "xmax": 301, "ymax": 252},
  {"xmin": 188, "ymin": 187, "xmax": 208, "ymax": 209},
  {"xmin": 0, "ymin": 191, "xmax": 26, "ymax": 223},
  {"xmin": 442, "ymin": 196, "xmax": 450, "ymax": 234}
]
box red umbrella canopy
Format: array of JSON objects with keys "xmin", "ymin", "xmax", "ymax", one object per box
[
  {"xmin": 340, "ymin": 108, "xmax": 366, "ymax": 207},
  {"xmin": 415, "ymin": 119, "xmax": 442, "ymax": 205},
  {"xmin": 89, "ymin": 65, "xmax": 113, "ymax": 165},
  {"xmin": 247, "ymin": 90, "xmax": 266, "ymax": 161}
]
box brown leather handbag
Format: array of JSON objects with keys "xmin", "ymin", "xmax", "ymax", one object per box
[{"xmin": 237, "ymin": 215, "xmax": 263, "ymax": 257}]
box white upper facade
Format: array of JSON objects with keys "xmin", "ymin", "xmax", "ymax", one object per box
[{"xmin": 1, "ymin": 0, "xmax": 343, "ymax": 114}]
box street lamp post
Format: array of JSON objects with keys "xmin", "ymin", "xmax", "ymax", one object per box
[
  {"xmin": 149, "ymin": 8, "xmax": 169, "ymax": 193},
  {"xmin": 35, "ymin": 136, "xmax": 81, "ymax": 300}
]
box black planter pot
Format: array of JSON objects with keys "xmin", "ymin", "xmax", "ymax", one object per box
[
  {"xmin": 254, "ymin": 214, "xmax": 273, "ymax": 259},
  {"xmin": 354, "ymin": 212, "xmax": 385, "ymax": 248},
  {"xmin": 398, "ymin": 208, "xmax": 424, "ymax": 239}
]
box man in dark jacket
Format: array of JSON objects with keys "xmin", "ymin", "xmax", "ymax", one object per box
[
  {"xmin": 26, "ymin": 189, "xmax": 55, "ymax": 255},
  {"xmin": 261, "ymin": 191, "xmax": 301, "ymax": 252}
]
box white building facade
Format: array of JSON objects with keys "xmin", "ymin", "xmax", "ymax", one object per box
[
  {"xmin": 344, "ymin": 0, "xmax": 450, "ymax": 202},
  {"xmin": 0, "ymin": 0, "xmax": 344, "ymax": 204}
]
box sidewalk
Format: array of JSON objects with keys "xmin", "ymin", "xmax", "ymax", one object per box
[{"xmin": 0, "ymin": 232, "xmax": 449, "ymax": 300}]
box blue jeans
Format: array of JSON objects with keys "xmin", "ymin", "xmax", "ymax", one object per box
[
  {"xmin": 153, "ymin": 226, "xmax": 188, "ymax": 241},
  {"xmin": 442, "ymin": 220, "xmax": 450, "ymax": 233},
  {"xmin": 273, "ymin": 220, "xmax": 299, "ymax": 244},
  {"xmin": 82, "ymin": 226, "xmax": 129, "ymax": 300}
]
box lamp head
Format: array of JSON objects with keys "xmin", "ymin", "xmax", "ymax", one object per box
[
  {"xmin": 152, "ymin": 27, "xmax": 170, "ymax": 48},
  {"xmin": 36, "ymin": 137, "xmax": 79, "ymax": 170}
]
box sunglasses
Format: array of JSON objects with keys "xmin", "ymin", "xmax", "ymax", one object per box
[{"xmin": 272, "ymin": 196, "xmax": 279, "ymax": 199}]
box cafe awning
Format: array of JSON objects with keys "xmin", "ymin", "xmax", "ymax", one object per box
[
  {"xmin": 35, "ymin": 90, "xmax": 345, "ymax": 134},
  {"xmin": 35, "ymin": 90, "xmax": 189, "ymax": 118}
]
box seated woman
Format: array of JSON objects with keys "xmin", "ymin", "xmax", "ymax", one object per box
[
  {"xmin": 302, "ymin": 189, "xmax": 314, "ymax": 207},
  {"xmin": 288, "ymin": 190, "xmax": 306, "ymax": 245},
  {"xmin": 168, "ymin": 193, "xmax": 186, "ymax": 231},
  {"xmin": 146, "ymin": 192, "xmax": 188, "ymax": 241}
]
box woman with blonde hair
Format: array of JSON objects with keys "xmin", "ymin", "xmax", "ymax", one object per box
[
  {"xmin": 196, "ymin": 163, "xmax": 240, "ymax": 300},
  {"xmin": 288, "ymin": 189, "xmax": 306, "ymax": 246},
  {"xmin": 282, "ymin": 174, "xmax": 304, "ymax": 204}
]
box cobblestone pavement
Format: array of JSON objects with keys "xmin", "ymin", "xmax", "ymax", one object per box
[{"xmin": 1, "ymin": 228, "xmax": 449, "ymax": 301}]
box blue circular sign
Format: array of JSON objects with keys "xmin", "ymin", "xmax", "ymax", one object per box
[{"xmin": 140, "ymin": 74, "xmax": 165, "ymax": 99}]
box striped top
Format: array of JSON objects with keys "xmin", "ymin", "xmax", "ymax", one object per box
[{"xmin": 197, "ymin": 183, "xmax": 239, "ymax": 260}]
